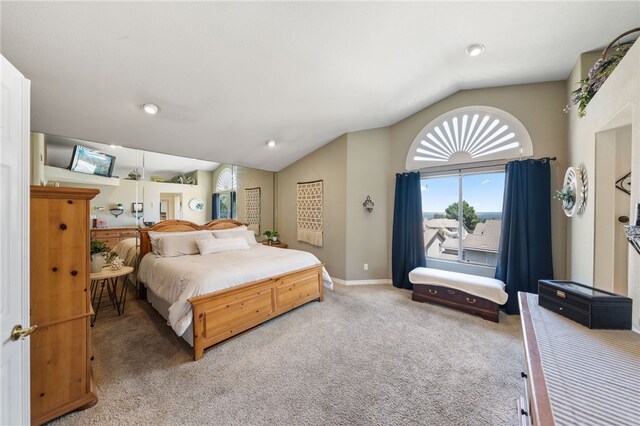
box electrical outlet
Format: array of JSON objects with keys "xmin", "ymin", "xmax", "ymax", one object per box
[{"xmin": 364, "ymin": 263, "xmax": 368, "ymax": 270}]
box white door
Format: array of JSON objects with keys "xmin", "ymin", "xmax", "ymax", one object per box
[{"xmin": 0, "ymin": 55, "xmax": 31, "ymax": 425}]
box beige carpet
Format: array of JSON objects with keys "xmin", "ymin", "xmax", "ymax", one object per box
[{"xmin": 50, "ymin": 284, "xmax": 523, "ymax": 426}]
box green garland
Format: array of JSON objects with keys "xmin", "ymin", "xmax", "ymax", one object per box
[{"xmin": 570, "ymin": 43, "xmax": 633, "ymax": 118}]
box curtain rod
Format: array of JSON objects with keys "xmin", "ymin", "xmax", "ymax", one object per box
[
  {"xmin": 419, "ymin": 156, "xmax": 558, "ymax": 177},
  {"xmin": 530, "ymin": 156, "xmax": 557, "ymax": 162}
]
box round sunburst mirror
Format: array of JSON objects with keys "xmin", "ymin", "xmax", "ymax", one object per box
[{"xmin": 562, "ymin": 166, "xmax": 587, "ymax": 217}]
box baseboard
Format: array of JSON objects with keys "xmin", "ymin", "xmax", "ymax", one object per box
[{"xmin": 331, "ymin": 277, "xmax": 392, "ymax": 286}]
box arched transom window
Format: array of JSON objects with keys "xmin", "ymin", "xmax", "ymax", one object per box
[
  {"xmin": 405, "ymin": 106, "xmax": 533, "ymax": 170},
  {"xmin": 216, "ymin": 166, "xmax": 236, "ymax": 192}
]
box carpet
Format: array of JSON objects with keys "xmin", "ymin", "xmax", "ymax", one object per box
[{"xmin": 50, "ymin": 285, "xmax": 523, "ymax": 426}]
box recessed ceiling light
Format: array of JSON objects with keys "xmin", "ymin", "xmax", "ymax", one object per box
[
  {"xmin": 465, "ymin": 44, "xmax": 485, "ymax": 57},
  {"xmin": 142, "ymin": 103, "xmax": 159, "ymax": 114},
  {"xmin": 266, "ymin": 139, "xmax": 276, "ymax": 148}
]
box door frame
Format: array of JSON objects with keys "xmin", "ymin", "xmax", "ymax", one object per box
[{"xmin": 0, "ymin": 54, "xmax": 31, "ymax": 424}]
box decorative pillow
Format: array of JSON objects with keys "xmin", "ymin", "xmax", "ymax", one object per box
[
  {"xmin": 197, "ymin": 237, "xmax": 250, "ymax": 255},
  {"xmin": 148, "ymin": 230, "xmax": 212, "ymax": 255},
  {"xmin": 212, "ymin": 229, "xmax": 258, "ymax": 246}
]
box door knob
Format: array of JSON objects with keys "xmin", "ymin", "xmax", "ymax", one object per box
[{"xmin": 10, "ymin": 324, "xmax": 37, "ymax": 341}]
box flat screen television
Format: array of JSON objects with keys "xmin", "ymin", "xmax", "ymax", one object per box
[{"xmin": 68, "ymin": 145, "xmax": 115, "ymax": 177}]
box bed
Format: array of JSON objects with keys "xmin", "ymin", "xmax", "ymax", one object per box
[{"xmin": 138, "ymin": 219, "xmax": 332, "ymax": 360}]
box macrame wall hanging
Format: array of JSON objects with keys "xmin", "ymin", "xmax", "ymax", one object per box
[
  {"xmin": 245, "ymin": 187, "xmax": 261, "ymax": 234},
  {"xmin": 296, "ymin": 180, "xmax": 323, "ymax": 247}
]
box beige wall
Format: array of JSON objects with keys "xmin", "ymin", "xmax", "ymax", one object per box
[
  {"xmin": 236, "ymin": 166, "xmax": 274, "ymax": 233},
  {"xmin": 566, "ymin": 43, "xmax": 640, "ymax": 327},
  {"xmin": 277, "ymin": 82, "xmax": 570, "ymax": 284},
  {"xmin": 389, "ymin": 81, "xmax": 569, "ymax": 279},
  {"xmin": 277, "ymin": 134, "xmax": 348, "ymax": 279},
  {"xmin": 345, "ymin": 128, "xmax": 390, "ymax": 281},
  {"xmin": 212, "ymin": 164, "xmax": 275, "ymax": 232}
]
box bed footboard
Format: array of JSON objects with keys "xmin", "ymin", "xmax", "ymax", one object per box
[{"xmin": 188, "ymin": 264, "xmax": 324, "ymax": 360}]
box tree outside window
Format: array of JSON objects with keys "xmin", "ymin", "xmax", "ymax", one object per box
[{"xmin": 421, "ymin": 172, "xmax": 504, "ymax": 267}]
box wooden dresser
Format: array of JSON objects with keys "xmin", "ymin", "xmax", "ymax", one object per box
[
  {"xmin": 518, "ymin": 292, "xmax": 640, "ymax": 425},
  {"xmin": 30, "ymin": 186, "xmax": 99, "ymax": 425},
  {"xmin": 91, "ymin": 227, "xmax": 138, "ymax": 248}
]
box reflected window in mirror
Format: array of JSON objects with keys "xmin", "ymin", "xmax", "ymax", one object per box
[{"xmin": 213, "ymin": 165, "xmax": 237, "ymax": 219}]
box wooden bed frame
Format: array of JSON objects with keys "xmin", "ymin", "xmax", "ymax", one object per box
[{"xmin": 138, "ymin": 219, "xmax": 324, "ymax": 360}]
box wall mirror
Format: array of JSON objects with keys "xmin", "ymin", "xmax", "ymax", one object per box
[{"xmin": 34, "ymin": 133, "xmax": 275, "ymax": 235}]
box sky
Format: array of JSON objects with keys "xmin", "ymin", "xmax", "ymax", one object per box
[{"xmin": 421, "ymin": 172, "xmax": 505, "ymax": 213}]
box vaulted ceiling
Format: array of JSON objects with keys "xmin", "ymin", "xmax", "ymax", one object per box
[{"xmin": 2, "ymin": 2, "xmax": 638, "ymax": 171}]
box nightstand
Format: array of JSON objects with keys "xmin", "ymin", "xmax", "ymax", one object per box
[
  {"xmin": 89, "ymin": 266, "xmax": 134, "ymax": 325},
  {"xmin": 262, "ymin": 242, "xmax": 288, "ymax": 249}
]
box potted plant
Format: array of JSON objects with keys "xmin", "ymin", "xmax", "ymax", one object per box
[
  {"xmin": 555, "ymin": 185, "xmax": 575, "ymax": 211},
  {"xmin": 263, "ymin": 230, "xmax": 279, "ymax": 245},
  {"xmin": 90, "ymin": 239, "xmax": 110, "ymax": 273}
]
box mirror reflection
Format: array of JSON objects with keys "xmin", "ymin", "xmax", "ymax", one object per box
[
  {"xmin": 34, "ymin": 132, "xmax": 275, "ymax": 236},
  {"xmin": 33, "ymin": 132, "xmax": 275, "ymax": 301}
]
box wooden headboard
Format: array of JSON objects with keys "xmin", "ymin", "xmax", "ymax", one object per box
[{"xmin": 138, "ymin": 219, "xmax": 247, "ymax": 258}]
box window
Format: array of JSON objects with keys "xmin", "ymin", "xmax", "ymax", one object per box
[
  {"xmin": 421, "ymin": 171, "xmax": 505, "ymax": 267},
  {"xmin": 406, "ymin": 106, "xmax": 533, "ymax": 171},
  {"xmin": 214, "ymin": 166, "xmax": 237, "ymax": 219},
  {"xmin": 218, "ymin": 192, "xmax": 234, "ymax": 219}
]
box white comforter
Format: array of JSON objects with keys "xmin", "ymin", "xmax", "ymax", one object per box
[
  {"xmin": 138, "ymin": 245, "xmax": 333, "ymax": 336},
  {"xmin": 112, "ymin": 237, "xmax": 139, "ymax": 284},
  {"xmin": 112, "ymin": 237, "xmax": 139, "ymax": 267}
]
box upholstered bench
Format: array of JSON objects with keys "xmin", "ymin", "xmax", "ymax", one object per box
[{"xmin": 409, "ymin": 267, "xmax": 508, "ymax": 322}]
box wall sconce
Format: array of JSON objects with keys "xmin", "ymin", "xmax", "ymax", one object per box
[
  {"xmin": 363, "ymin": 195, "xmax": 374, "ymax": 213},
  {"xmin": 132, "ymin": 202, "xmax": 144, "ymax": 219},
  {"xmin": 109, "ymin": 203, "xmax": 124, "ymax": 218}
]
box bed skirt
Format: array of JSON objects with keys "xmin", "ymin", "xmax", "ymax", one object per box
[{"xmin": 146, "ymin": 289, "xmax": 194, "ymax": 347}]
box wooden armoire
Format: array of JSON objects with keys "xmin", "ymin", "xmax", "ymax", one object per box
[{"xmin": 30, "ymin": 186, "xmax": 99, "ymax": 425}]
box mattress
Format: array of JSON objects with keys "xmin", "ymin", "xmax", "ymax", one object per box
[{"xmin": 138, "ymin": 244, "xmax": 333, "ymax": 337}]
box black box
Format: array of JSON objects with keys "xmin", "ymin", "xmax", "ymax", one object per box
[{"xmin": 538, "ymin": 280, "xmax": 632, "ymax": 330}]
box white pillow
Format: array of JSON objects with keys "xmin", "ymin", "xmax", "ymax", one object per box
[
  {"xmin": 148, "ymin": 230, "xmax": 212, "ymax": 255},
  {"xmin": 211, "ymin": 225, "xmax": 247, "ymax": 233},
  {"xmin": 154, "ymin": 232, "xmax": 214, "ymax": 257},
  {"xmin": 197, "ymin": 237, "xmax": 250, "ymax": 255},
  {"xmin": 212, "ymin": 229, "xmax": 258, "ymax": 246}
]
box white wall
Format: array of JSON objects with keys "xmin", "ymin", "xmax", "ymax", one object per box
[
  {"xmin": 594, "ymin": 126, "xmax": 631, "ymax": 295},
  {"xmin": 566, "ymin": 43, "xmax": 640, "ymax": 328},
  {"xmin": 62, "ymin": 173, "xmax": 214, "ymax": 226}
]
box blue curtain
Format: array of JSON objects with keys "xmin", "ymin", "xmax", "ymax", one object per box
[
  {"xmin": 392, "ymin": 172, "xmax": 426, "ymax": 289},
  {"xmin": 495, "ymin": 159, "xmax": 554, "ymax": 314},
  {"xmin": 212, "ymin": 193, "xmax": 220, "ymax": 220},
  {"xmin": 230, "ymin": 191, "xmax": 237, "ymax": 219}
]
